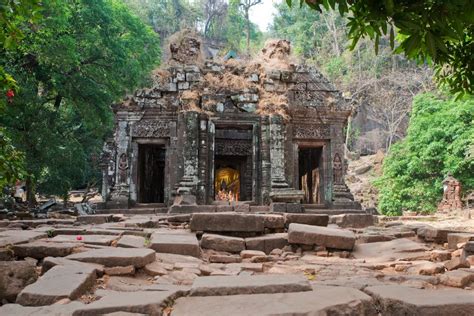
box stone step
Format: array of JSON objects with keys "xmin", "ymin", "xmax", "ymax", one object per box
[
  {"xmin": 304, "ymin": 208, "xmax": 367, "ymax": 215},
  {"xmin": 149, "ymin": 232, "xmax": 200, "ymax": 258},
  {"xmin": 66, "ymin": 247, "xmax": 156, "ymax": 268},
  {"xmin": 116, "ymin": 235, "xmax": 147, "ymax": 248},
  {"xmin": 173, "ymin": 286, "xmax": 373, "ymax": 315},
  {"xmin": 365, "ymin": 285, "xmax": 474, "ymax": 315},
  {"xmin": 200, "ymin": 234, "xmax": 245, "ymax": 253},
  {"xmin": 16, "ymin": 265, "xmax": 96, "ymax": 306},
  {"xmin": 0, "ymin": 302, "xmax": 85, "ymax": 316},
  {"xmin": 189, "ymin": 275, "xmax": 312, "ymax": 296},
  {"xmin": 245, "ymin": 233, "xmax": 288, "ymax": 254},
  {"xmin": 51, "ymin": 234, "xmax": 119, "ymax": 246}
]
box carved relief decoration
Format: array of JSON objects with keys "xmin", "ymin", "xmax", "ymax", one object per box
[
  {"xmin": 118, "ymin": 153, "xmax": 129, "ymax": 184},
  {"xmin": 293, "ymin": 124, "xmax": 330, "ymax": 139},
  {"xmin": 215, "ymin": 139, "xmax": 252, "ymax": 156},
  {"xmin": 333, "ymin": 153, "xmax": 343, "ymax": 184},
  {"xmin": 132, "ymin": 120, "xmax": 170, "ymax": 138}
]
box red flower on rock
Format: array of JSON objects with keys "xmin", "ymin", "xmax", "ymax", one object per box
[
  {"xmin": 6, "ymin": 89, "xmax": 14, "ymax": 98},
  {"xmin": 76, "ymin": 235, "xmax": 83, "ymax": 241}
]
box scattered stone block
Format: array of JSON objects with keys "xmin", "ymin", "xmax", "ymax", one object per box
[
  {"xmin": 12, "ymin": 241, "xmax": 81, "ymax": 259},
  {"xmin": 245, "ymin": 233, "xmax": 288, "ymax": 254},
  {"xmin": 407, "ymin": 262, "xmax": 445, "ymax": 275},
  {"xmin": 0, "ymin": 261, "xmax": 37, "ymax": 303},
  {"xmin": 190, "ymin": 213, "xmax": 264, "ymax": 233},
  {"xmin": 240, "ymin": 250, "xmax": 266, "ymax": 259},
  {"xmin": 167, "ymin": 214, "xmax": 192, "ymax": 223},
  {"xmin": 66, "ymin": 247, "xmax": 155, "ymax": 268},
  {"xmin": 189, "ymin": 274, "xmax": 311, "ymax": 296},
  {"xmin": 330, "ymin": 214, "xmax": 375, "ymax": 228},
  {"xmin": 200, "ymin": 234, "xmax": 244, "ymax": 253},
  {"xmin": 285, "ymin": 214, "xmax": 328, "ymax": 227},
  {"xmin": 77, "ymin": 215, "xmax": 113, "ymax": 224},
  {"xmin": 0, "ymin": 230, "xmax": 47, "ymax": 247},
  {"xmin": 288, "ymin": 223, "xmax": 355, "ymax": 251},
  {"xmin": 51, "ymin": 234, "xmax": 118, "ymax": 246},
  {"xmin": 269, "ymin": 203, "xmax": 286, "ymax": 213},
  {"xmin": 430, "ymin": 250, "xmax": 452, "ymax": 262},
  {"xmin": 42, "ymin": 256, "xmax": 104, "ymax": 276},
  {"xmin": 0, "ymin": 302, "xmax": 84, "ymax": 315},
  {"xmin": 149, "ymin": 232, "xmax": 200, "ymax": 258},
  {"xmin": 447, "ymin": 233, "xmax": 474, "ymax": 250},
  {"xmin": 365, "ymin": 285, "xmax": 474, "ymax": 315},
  {"xmin": 209, "ymin": 255, "xmax": 241, "ymax": 264},
  {"xmin": 117, "ymin": 235, "xmax": 146, "ymax": 248},
  {"xmin": 104, "ymin": 266, "xmax": 135, "ymax": 276},
  {"xmin": 234, "ymin": 204, "xmax": 250, "ymax": 213},
  {"xmin": 440, "ymin": 269, "xmax": 474, "ymax": 288},
  {"xmin": 423, "ymin": 228, "xmax": 457, "ymax": 243},
  {"xmin": 464, "ymin": 241, "xmax": 474, "ymax": 252},
  {"xmin": 444, "ymin": 257, "xmax": 470, "ymax": 271},
  {"xmin": 260, "ymin": 214, "xmax": 285, "ymax": 229},
  {"xmin": 16, "ymin": 264, "xmax": 96, "ymax": 306},
  {"xmin": 168, "ymin": 205, "xmax": 216, "ymax": 214},
  {"xmin": 173, "ymin": 286, "xmax": 373, "ymax": 315},
  {"xmin": 357, "ymin": 234, "xmax": 394, "ymax": 243}
]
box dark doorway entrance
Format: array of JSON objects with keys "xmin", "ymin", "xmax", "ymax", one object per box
[
  {"xmin": 138, "ymin": 144, "xmax": 165, "ymax": 203},
  {"xmin": 298, "ymin": 147, "xmax": 323, "ymax": 204}
]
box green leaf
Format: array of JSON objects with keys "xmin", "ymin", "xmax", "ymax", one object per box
[{"xmin": 426, "ymin": 32, "xmax": 437, "ymax": 61}]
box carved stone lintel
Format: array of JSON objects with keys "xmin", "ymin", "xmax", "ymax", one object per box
[
  {"xmin": 293, "ymin": 125, "xmax": 330, "ymax": 139},
  {"xmin": 215, "ymin": 140, "xmax": 252, "ymax": 156},
  {"xmin": 132, "ymin": 120, "xmax": 170, "ymax": 138}
]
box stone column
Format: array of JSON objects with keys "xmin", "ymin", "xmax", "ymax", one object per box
[{"xmin": 173, "ymin": 111, "xmax": 199, "ymax": 205}]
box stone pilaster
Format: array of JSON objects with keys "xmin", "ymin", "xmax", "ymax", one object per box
[
  {"xmin": 108, "ymin": 120, "xmax": 130, "ymax": 208},
  {"xmin": 173, "ymin": 111, "xmax": 199, "ymax": 205},
  {"xmin": 268, "ymin": 115, "xmax": 304, "ymax": 204}
]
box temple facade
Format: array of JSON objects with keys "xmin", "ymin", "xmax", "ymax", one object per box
[{"xmin": 101, "ymin": 35, "xmax": 358, "ymax": 211}]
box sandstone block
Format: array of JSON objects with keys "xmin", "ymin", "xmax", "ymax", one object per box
[
  {"xmin": 285, "ymin": 214, "xmax": 328, "ymax": 227},
  {"xmin": 12, "ymin": 241, "xmax": 81, "ymax": 259},
  {"xmin": 149, "ymin": 232, "xmax": 200, "ymax": 258},
  {"xmin": 288, "ymin": 223, "xmax": 355, "ymax": 251},
  {"xmin": 173, "ymin": 286, "xmax": 373, "ymax": 315},
  {"xmin": 104, "ymin": 266, "xmax": 135, "ymax": 276},
  {"xmin": 240, "ymin": 250, "xmax": 266, "ymax": 259},
  {"xmin": 444, "ymin": 257, "xmax": 470, "ymax": 271},
  {"xmin": 440, "ymin": 269, "xmax": 474, "ymax": 288},
  {"xmin": 16, "ymin": 265, "xmax": 96, "ymax": 306},
  {"xmin": 0, "ymin": 261, "xmax": 37, "ymax": 303},
  {"xmin": 190, "ymin": 213, "xmax": 264, "ymax": 233},
  {"xmin": 330, "ymin": 214, "xmax": 375, "ymax": 228},
  {"xmin": 260, "ymin": 214, "xmax": 285, "ymax": 229},
  {"xmin": 245, "ymin": 233, "xmax": 288, "ymax": 254},
  {"xmin": 200, "ymin": 234, "xmax": 245, "ymax": 253},
  {"xmin": 189, "ymin": 275, "xmax": 311, "ymax": 296},
  {"xmin": 447, "ymin": 233, "xmax": 474, "ymax": 250},
  {"xmin": 209, "ymin": 255, "xmax": 241, "ymax": 264},
  {"xmin": 117, "ymin": 235, "xmax": 146, "ymax": 248},
  {"xmin": 66, "ymin": 247, "xmax": 155, "ymax": 268}
]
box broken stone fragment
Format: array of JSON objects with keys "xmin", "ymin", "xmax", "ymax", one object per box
[
  {"xmin": 12, "ymin": 241, "xmax": 82, "ymax": 259},
  {"xmin": 0, "ymin": 260, "xmax": 37, "ymax": 303},
  {"xmin": 444, "ymin": 257, "xmax": 471, "ymax": 271}
]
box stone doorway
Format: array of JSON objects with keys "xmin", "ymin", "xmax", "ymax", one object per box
[
  {"xmin": 138, "ymin": 144, "xmax": 165, "ymax": 203},
  {"xmin": 298, "ymin": 147, "xmax": 323, "ymax": 204}
]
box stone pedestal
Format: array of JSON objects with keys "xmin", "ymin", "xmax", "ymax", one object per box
[{"xmin": 438, "ymin": 174, "xmax": 462, "ymax": 213}]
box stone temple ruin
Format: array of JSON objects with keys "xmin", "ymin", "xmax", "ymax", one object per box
[{"xmin": 101, "ymin": 33, "xmax": 359, "ymax": 212}]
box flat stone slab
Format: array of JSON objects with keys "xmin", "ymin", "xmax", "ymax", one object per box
[
  {"xmin": 245, "ymin": 233, "xmax": 288, "ymax": 254},
  {"xmin": 330, "ymin": 214, "xmax": 375, "ymax": 228},
  {"xmin": 189, "ymin": 274, "xmax": 312, "ymax": 296},
  {"xmin": 0, "ymin": 261, "xmax": 37, "ymax": 303},
  {"xmin": 0, "ymin": 302, "xmax": 84, "ymax": 316},
  {"xmin": 66, "ymin": 247, "xmax": 155, "ymax": 268},
  {"xmin": 353, "ymin": 238, "xmax": 429, "ymax": 263},
  {"xmin": 51, "ymin": 234, "xmax": 118, "ymax": 246},
  {"xmin": 116, "ymin": 235, "xmax": 146, "ymax": 248},
  {"xmin": 200, "ymin": 234, "xmax": 245, "ymax": 253},
  {"xmin": 190, "ymin": 213, "xmax": 265, "ymax": 233},
  {"xmin": 12, "ymin": 241, "xmax": 82, "ymax": 259},
  {"xmin": 72, "ymin": 290, "xmax": 185, "ymax": 316},
  {"xmin": 77, "ymin": 214, "xmax": 113, "ymax": 224},
  {"xmin": 365, "ymin": 285, "xmax": 474, "ymax": 315},
  {"xmin": 0, "ymin": 230, "xmax": 47, "ymax": 247},
  {"xmin": 149, "ymin": 232, "xmax": 200, "ymax": 258},
  {"xmin": 288, "ymin": 223, "xmax": 355, "ymax": 250},
  {"xmin": 16, "ymin": 264, "xmax": 96, "ymax": 306},
  {"xmin": 173, "ymin": 285, "xmax": 373, "ymax": 316},
  {"xmin": 285, "ymin": 214, "xmax": 328, "ymax": 227}
]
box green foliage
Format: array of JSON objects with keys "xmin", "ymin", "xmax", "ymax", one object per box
[
  {"xmin": 224, "ymin": 0, "xmax": 263, "ymax": 53},
  {"xmin": 0, "ymin": 128, "xmax": 25, "ymax": 188},
  {"xmin": 1, "ymin": 0, "xmax": 160, "ymax": 199},
  {"xmin": 288, "ymin": 0, "xmax": 474, "ymax": 96},
  {"xmin": 375, "ymin": 93, "xmax": 474, "ymax": 215}
]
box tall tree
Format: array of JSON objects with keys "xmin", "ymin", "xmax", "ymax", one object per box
[
  {"xmin": 289, "ymin": 0, "xmax": 474, "ymax": 96},
  {"xmin": 239, "ymin": 0, "xmax": 262, "ymax": 55},
  {"xmin": 1, "ymin": 0, "xmax": 161, "ymax": 203}
]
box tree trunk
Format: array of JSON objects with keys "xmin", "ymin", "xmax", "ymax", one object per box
[
  {"xmin": 245, "ymin": 7, "xmax": 250, "ymax": 56},
  {"xmin": 26, "ymin": 176, "xmax": 36, "ymax": 207}
]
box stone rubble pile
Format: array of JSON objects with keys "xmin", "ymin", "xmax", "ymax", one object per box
[{"xmin": 0, "ymin": 211, "xmax": 473, "ymax": 315}]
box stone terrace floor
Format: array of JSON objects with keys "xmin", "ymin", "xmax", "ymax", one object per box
[{"xmin": 0, "ymin": 211, "xmax": 473, "ymax": 315}]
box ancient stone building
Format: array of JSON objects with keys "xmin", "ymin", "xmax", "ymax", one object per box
[{"xmin": 101, "ymin": 33, "xmax": 358, "ymax": 211}]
